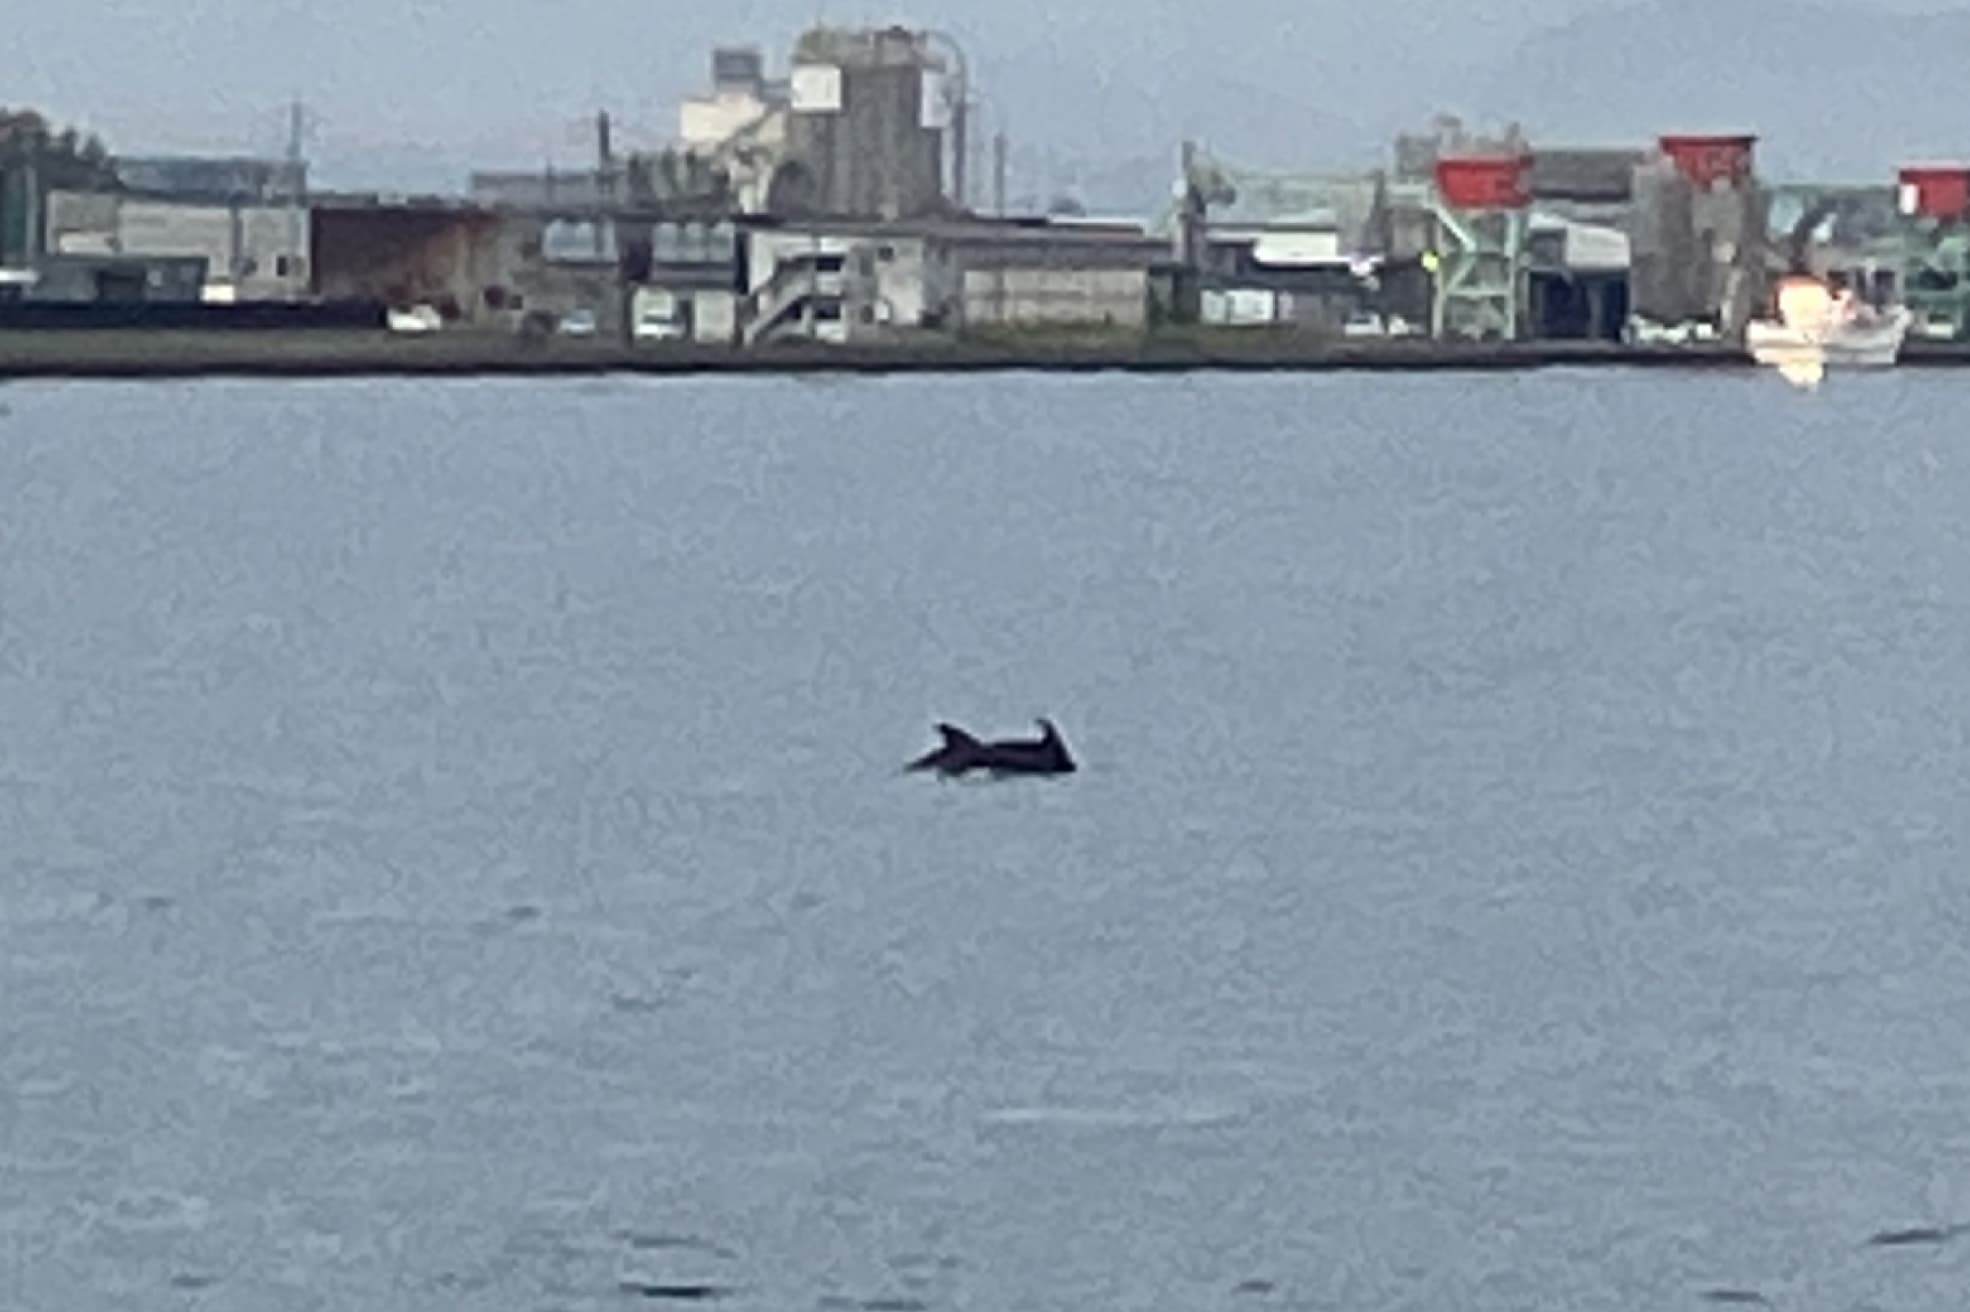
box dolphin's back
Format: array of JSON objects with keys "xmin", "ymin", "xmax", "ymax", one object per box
[
  {"xmin": 936, "ymin": 722, "xmax": 982, "ymax": 751},
  {"xmin": 907, "ymin": 719, "xmax": 1075, "ymax": 777},
  {"xmin": 907, "ymin": 723, "xmax": 984, "ymax": 773}
]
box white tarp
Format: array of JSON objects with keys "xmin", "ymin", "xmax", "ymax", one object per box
[
  {"xmin": 1532, "ymin": 213, "xmax": 1630, "ymax": 271},
  {"xmin": 790, "ymin": 64, "xmax": 843, "ymax": 114},
  {"xmin": 1250, "ymin": 230, "xmax": 1343, "ymax": 267},
  {"xmin": 1564, "ymin": 221, "xmax": 1630, "ymax": 271},
  {"xmin": 920, "ymin": 69, "xmax": 950, "ymax": 130}
]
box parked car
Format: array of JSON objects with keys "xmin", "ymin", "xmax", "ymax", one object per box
[
  {"xmin": 386, "ymin": 303, "xmax": 443, "ymax": 333},
  {"xmin": 633, "ymin": 310, "xmax": 686, "ymax": 342},
  {"xmin": 1622, "ymin": 314, "xmax": 1720, "ymax": 346}
]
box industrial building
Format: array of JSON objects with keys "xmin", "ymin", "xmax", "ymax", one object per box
[
  {"xmin": 307, "ymin": 203, "xmax": 739, "ymax": 341},
  {"xmin": 1526, "ymin": 210, "xmax": 1630, "ymax": 339},
  {"xmin": 1752, "ymin": 166, "xmax": 1970, "ymax": 339},
  {"xmin": 457, "ymin": 26, "xmax": 963, "ymax": 233},
  {"xmin": 1401, "ymin": 133, "xmax": 1763, "ymax": 343},
  {"xmin": 1519, "ymin": 149, "xmax": 1640, "ymax": 340},
  {"xmin": 1168, "ymin": 142, "xmax": 1435, "ymax": 333},
  {"xmin": 734, "ymin": 215, "xmax": 1169, "ymax": 345},
  {"xmin": 308, "ymin": 193, "xmax": 508, "ymax": 326},
  {"xmin": 12, "ymin": 26, "xmax": 1142, "ymax": 344},
  {"xmin": 940, "ymin": 221, "xmax": 1168, "ymax": 331},
  {"xmin": 308, "ymin": 203, "xmax": 1166, "ymax": 346},
  {"xmin": 311, "ymin": 124, "xmax": 1970, "ymax": 351},
  {"xmin": 1168, "ymin": 125, "xmax": 1780, "ymax": 344},
  {"xmin": 14, "ymin": 56, "xmax": 1970, "ymax": 352},
  {"xmin": 777, "ymin": 26, "xmax": 954, "ymax": 220},
  {"xmin": 740, "ymin": 220, "xmax": 912, "ymax": 344},
  {"xmin": 632, "ymin": 219, "xmax": 743, "ymax": 344},
  {"xmin": 665, "ymin": 27, "xmax": 965, "ymax": 222},
  {"xmin": 0, "ymin": 252, "xmax": 207, "ymax": 304},
  {"xmin": 1621, "ymin": 134, "xmax": 1766, "ymax": 335},
  {"xmin": 41, "ymin": 186, "xmax": 310, "ymax": 302},
  {"xmin": 0, "ymin": 144, "xmax": 310, "ymax": 307}
]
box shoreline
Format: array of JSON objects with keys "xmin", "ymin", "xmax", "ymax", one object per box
[{"xmin": 5, "ymin": 328, "xmax": 1970, "ymax": 381}]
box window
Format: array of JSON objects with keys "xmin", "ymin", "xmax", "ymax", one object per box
[
  {"xmin": 877, "ymin": 244, "xmax": 896, "ymax": 262},
  {"xmin": 815, "ymin": 253, "xmax": 846, "ymax": 273},
  {"xmin": 859, "ymin": 305, "xmax": 876, "ymax": 324},
  {"xmin": 815, "ymin": 301, "xmax": 843, "ymax": 322}
]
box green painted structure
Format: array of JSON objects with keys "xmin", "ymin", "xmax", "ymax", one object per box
[
  {"xmin": 1897, "ymin": 166, "xmax": 1970, "ymax": 340},
  {"xmin": 1429, "ymin": 155, "xmax": 1533, "ymax": 342}
]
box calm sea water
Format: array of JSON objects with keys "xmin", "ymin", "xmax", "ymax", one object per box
[{"xmin": 3, "ymin": 368, "xmax": 1969, "ymax": 1312}]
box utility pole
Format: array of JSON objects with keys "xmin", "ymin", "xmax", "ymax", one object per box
[
  {"xmin": 595, "ymin": 109, "xmax": 614, "ymax": 206},
  {"xmin": 285, "ymin": 99, "xmax": 306, "ymax": 175},
  {"xmin": 993, "ymin": 128, "xmax": 1007, "ymax": 217},
  {"xmin": 952, "ymin": 92, "xmax": 968, "ymax": 212},
  {"xmin": 285, "ymin": 98, "xmax": 308, "ymax": 298},
  {"xmin": 595, "ymin": 108, "xmax": 627, "ymax": 342},
  {"xmin": 594, "ymin": 108, "xmax": 616, "ymax": 268},
  {"xmin": 23, "ymin": 152, "xmax": 41, "ymax": 262}
]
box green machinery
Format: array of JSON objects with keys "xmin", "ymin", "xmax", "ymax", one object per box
[
  {"xmin": 1427, "ymin": 190, "xmax": 1529, "ymax": 342},
  {"xmin": 1897, "ymin": 167, "xmax": 1970, "ymax": 340}
]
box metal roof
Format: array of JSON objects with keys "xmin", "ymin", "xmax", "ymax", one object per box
[{"xmin": 1528, "ymin": 149, "xmax": 1645, "ymax": 202}]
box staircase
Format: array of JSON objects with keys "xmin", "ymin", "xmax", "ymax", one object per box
[{"xmin": 743, "ymin": 255, "xmax": 846, "ymax": 346}]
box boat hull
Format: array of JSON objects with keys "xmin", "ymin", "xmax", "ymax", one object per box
[{"xmin": 1745, "ymin": 306, "xmax": 1911, "ymax": 370}]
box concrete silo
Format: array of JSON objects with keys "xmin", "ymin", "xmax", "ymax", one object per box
[
  {"xmin": 780, "ymin": 26, "xmax": 952, "ymax": 220},
  {"xmin": 1645, "ymin": 133, "xmax": 1766, "ymax": 334}
]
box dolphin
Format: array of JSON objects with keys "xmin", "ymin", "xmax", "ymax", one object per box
[
  {"xmin": 906, "ymin": 719, "xmax": 1078, "ymax": 778},
  {"xmin": 1865, "ymin": 1223, "xmax": 1970, "ymax": 1248}
]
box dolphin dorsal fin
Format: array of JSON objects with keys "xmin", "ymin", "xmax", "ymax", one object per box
[{"xmin": 937, "ymin": 722, "xmax": 980, "ymax": 749}]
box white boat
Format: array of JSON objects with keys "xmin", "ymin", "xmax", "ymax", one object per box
[{"xmin": 1746, "ymin": 276, "xmax": 1910, "ymax": 380}]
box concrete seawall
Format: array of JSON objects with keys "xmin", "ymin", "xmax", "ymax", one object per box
[{"xmin": 6, "ymin": 329, "xmax": 1970, "ymax": 381}]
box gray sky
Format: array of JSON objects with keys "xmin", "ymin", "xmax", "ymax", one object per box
[{"xmin": 6, "ymin": 0, "xmax": 1964, "ymax": 196}]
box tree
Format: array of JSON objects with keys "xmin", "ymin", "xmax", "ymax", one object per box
[
  {"xmin": 622, "ymin": 147, "xmax": 734, "ymax": 215},
  {"xmin": 0, "ymin": 106, "xmax": 118, "ymax": 189}
]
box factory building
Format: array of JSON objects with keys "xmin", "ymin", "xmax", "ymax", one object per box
[
  {"xmin": 1627, "ymin": 133, "xmax": 1767, "ymax": 335},
  {"xmin": 775, "ymin": 26, "xmax": 954, "ymax": 220},
  {"xmin": 672, "ymin": 27, "xmax": 961, "ymax": 221},
  {"xmin": 1166, "ymin": 141, "xmax": 1427, "ymax": 333},
  {"xmin": 42, "ymin": 186, "xmax": 311, "ymax": 302},
  {"xmin": 739, "ymin": 215, "xmax": 1169, "ymax": 345}
]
